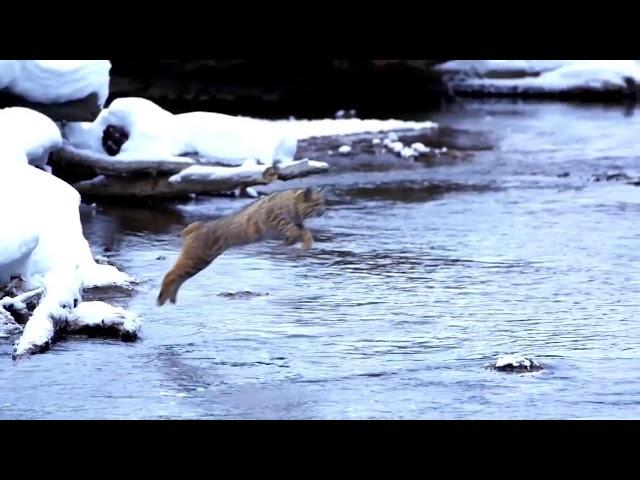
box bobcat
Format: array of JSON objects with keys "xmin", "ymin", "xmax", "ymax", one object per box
[{"xmin": 157, "ymin": 187, "xmax": 326, "ymax": 306}]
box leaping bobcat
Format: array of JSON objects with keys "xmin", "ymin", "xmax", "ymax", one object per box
[{"xmin": 157, "ymin": 187, "xmax": 326, "ymax": 306}]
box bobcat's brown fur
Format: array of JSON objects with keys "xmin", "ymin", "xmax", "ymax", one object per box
[{"xmin": 157, "ymin": 187, "xmax": 326, "ymax": 305}]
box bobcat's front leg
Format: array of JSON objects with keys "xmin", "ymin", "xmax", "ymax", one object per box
[
  {"xmin": 300, "ymin": 228, "xmax": 313, "ymax": 251},
  {"xmin": 280, "ymin": 222, "xmax": 313, "ymax": 250}
]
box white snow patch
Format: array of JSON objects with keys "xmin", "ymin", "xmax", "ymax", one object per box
[
  {"xmin": 435, "ymin": 60, "xmax": 576, "ymax": 75},
  {"xmin": 168, "ymin": 160, "xmax": 269, "ymax": 184},
  {"xmin": 385, "ymin": 132, "xmax": 399, "ymax": 142},
  {"xmin": 400, "ymin": 146, "xmax": 417, "ymax": 158},
  {"xmin": 68, "ymin": 301, "xmax": 141, "ymax": 335},
  {"xmin": 0, "ymin": 60, "xmax": 111, "ymax": 106},
  {"xmin": 410, "ymin": 142, "xmax": 430, "ymax": 154},
  {"xmin": 338, "ymin": 145, "xmax": 352, "ymax": 155},
  {"xmin": 244, "ymin": 187, "xmax": 259, "ymax": 198},
  {"xmin": 387, "ymin": 141, "xmax": 405, "ymax": 153},
  {"xmin": 494, "ymin": 355, "xmax": 540, "ymax": 369}
]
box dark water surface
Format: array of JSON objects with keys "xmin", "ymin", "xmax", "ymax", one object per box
[{"xmin": 2, "ymin": 101, "xmax": 639, "ymax": 419}]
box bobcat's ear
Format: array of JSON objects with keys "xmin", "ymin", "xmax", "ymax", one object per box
[{"xmin": 298, "ymin": 187, "xmax": 314, "ymax": 201}]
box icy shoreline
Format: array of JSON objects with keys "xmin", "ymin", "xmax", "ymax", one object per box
[{"xmin": 437, "ymin": 60, "xmax": 640, "ymax": 100}]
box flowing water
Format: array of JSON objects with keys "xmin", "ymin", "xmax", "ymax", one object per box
[{"xmin": 2, "ymin": 100, "xmax": 640, "ymax": 419}]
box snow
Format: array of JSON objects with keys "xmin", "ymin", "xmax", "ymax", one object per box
[
  {"xmin": 68, "ymin": 301, "xmax": 141, "ymax": 336},
  {"xmin": 495, "ymin": 355, "xmax": 531, "ymax": 368},
  {"xmin": 0, "ymin": 307, "xmax": 22, "ymax": 338},
  {"xmin": 0, "ymin": 60, "xmax": 111, "ymax": 106},
  {"xmin": 0, "ymin": 107, "xmax": 134, "ymax": 357},
  {"xmin": 410, "ymin": 142, "xmax": 430, "ymax": 154},
  {"xmin": 494, "ymin": 355, "xmax": 541, "ymax": 370},
  {"xmin": 338, "ymin": 145, "xmax": 352, "ymax": 155},
  {"xmin": 276, "ymin": 158, "xmax": 329, "ymax": 179},
  {"xmin": 437, "ymin": 60, "xmax": 640, "ymax": 94},
  {"xmin": 0, "ymin": 227, "xmax": 39, "ymax": 284},
  {"xmin": 167, "ymin": 158, "xmax": 329, "ymax": 185},
  {"xmin": 63, "ymin": 97, "xmax": 438, "ymax": 169},
  {"xmin": 0, "ymin": 107, "xmax": 62, "ymax": 168},
  {"xmin": 387, "ymin": 141, "xmax": 404, "ymax": 153},
  {"xmin": 435, "ymin": 60, "xmax": 577, "ymax": 75},
  {"xmin": 276, "ymin": 118, "xmax": 437, "ymax": 140},
  {"xmin": 168, "ymin": 160, "xmax": 269, "ymax": 184},
  {"xmin": 64, "ymin": 97, "xmax": 298, "ymax": 167},
  {"xmin": 400, "ymin": 146, "xmax": 417, "ymax": 158}
]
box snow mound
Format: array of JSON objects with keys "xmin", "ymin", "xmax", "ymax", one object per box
[
  {"xmin": 0, "ymin": 107, "xmax": 62, "ymax": 168},
  {"xmin": 0, "ymin": 107, "xmax": 135, "ymax": 357},
  {"xmin": 63, "ymin": 97, "xmax": 438, "ymax": 169},
  {"xmin": 0, "ymin": 60, "xmax": 111, "ymax": 106},
  {"xmin": 64, "ymin": 97, "xmax": 298, "ymax": 167}
]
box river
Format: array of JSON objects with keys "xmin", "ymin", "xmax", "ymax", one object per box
[{"xmin": 2, "ymin": 100, "xmax": 639, "ymax": 419}]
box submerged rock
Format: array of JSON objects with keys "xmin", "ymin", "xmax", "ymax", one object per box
[{"xmin": 218, "ymin": 291, "xmax": 269, "ymax": 300}]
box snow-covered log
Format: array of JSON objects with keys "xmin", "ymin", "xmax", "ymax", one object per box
[{"xmin": 74, "ymin": 163, "xmax": 279, "ymax": 198}]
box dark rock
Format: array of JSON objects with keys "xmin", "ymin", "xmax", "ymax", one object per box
[{"xmin": 102, "ymin": 124, "xmax": 130, "ymax": 156}]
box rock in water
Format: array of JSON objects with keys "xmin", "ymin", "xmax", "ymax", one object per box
[{"xmin": 486, "ymin": 355, "xmax": 544, "ymax": 373}]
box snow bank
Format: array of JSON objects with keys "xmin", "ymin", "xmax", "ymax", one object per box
[
  {"xmin": 64, "ymin": 97, "xmax": 298, "ymax": 167},
  {"xmin": 437, "ymin": 60, "xmax": 640, "ymax": 95},
  {"xmin": 63, "ymin": 97, "xmax": 438, "ymax": 167},
  {"xmin": 0, "ymin": 107, "xmax": 134, "ymax": 357},
  {"xmin": 0, "ymin": 60, "xmax": 111, "ymax": 106}
]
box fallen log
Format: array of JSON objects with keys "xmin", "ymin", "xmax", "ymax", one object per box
[
  {"xmin": 50, "ymin": 145, "xmax": 195, "ymax": 176},
  {"xmin": 73, "ymin": 164, "xmax": 279, "ymax": 198}
]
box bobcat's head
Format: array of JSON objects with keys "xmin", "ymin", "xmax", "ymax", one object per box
[{"xmin": 296, "ymin": 187, "xmax": 326, "ymax": 219}]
